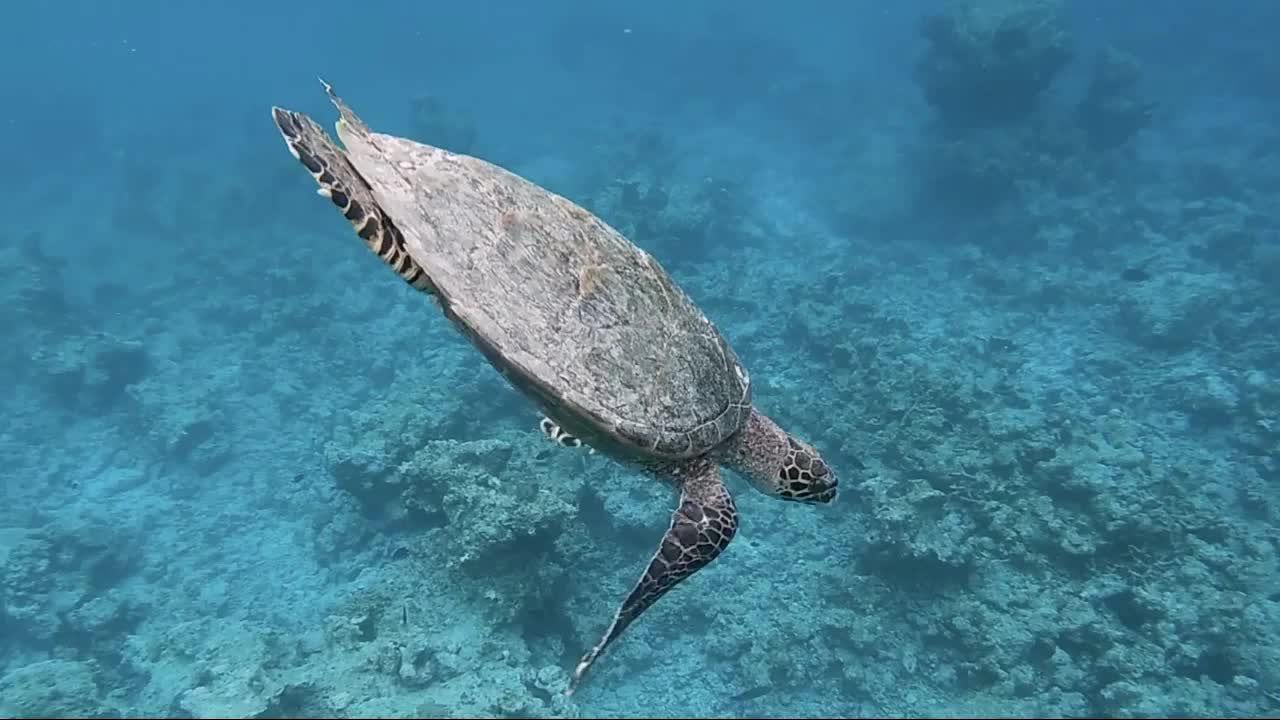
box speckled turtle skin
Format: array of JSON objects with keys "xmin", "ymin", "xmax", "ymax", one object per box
[{"xmin": 271, "ymin": 80, "xmax": 839, "ymax": 695}]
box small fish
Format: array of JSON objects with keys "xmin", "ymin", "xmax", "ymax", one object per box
[
  {"xmin": 1121, "ymin": 267, "xmax": 1150, "ymax": 282},
  {"xmin": 402, "ymin": 604, "xmax": 408, "ymax": 626}
]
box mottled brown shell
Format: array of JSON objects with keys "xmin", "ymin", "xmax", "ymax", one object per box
[{"xmin": 334, "ymin": 102, "xmax": 751, "ymax": 460}]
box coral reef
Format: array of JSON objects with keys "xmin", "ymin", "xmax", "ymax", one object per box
[
  {"xmin": 910, "ymin": 0, "xmax": 1155, "ymax": 222},
  {"xmin": 32, "ymin": 331, "xmax": 150, "ymax": 415},
  {"xmin": 1077, "ymin": 47, "xmax": 1157, "ymax": 152},
  {"xmin": 916, "ymin": 0, "xmax": 1073, "ymax": 132},
  {"xmin": 114, "ymin": 571, "xmax": 578, "ymax": 718},
  {"xmin": 0, "ymin": 521, "xmax": 142, "ymax": 651}
]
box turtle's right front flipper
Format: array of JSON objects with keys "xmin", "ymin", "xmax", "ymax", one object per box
[
  {"xmin": 270, "ymin": 102, "xmax": 434, "ymax": 295},
  {"xmin": 566, "ymin": 459, "xmax": 738, "ymax": 695}
]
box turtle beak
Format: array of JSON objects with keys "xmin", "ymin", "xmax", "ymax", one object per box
[{"xmin": 811, "ymin": 483, "xmax": 838, "ymax": 504}]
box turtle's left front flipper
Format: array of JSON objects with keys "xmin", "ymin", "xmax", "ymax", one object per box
[{"xmin": 566, "ymin": 459, "xmax": 738, "ymax": 694}]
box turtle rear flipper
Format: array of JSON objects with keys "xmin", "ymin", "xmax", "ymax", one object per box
[
  {"xmin": 566, "ymin": 459, "xmax": 738, "ymax": 694},
  {"xmin": 539, "ymin": 416, "xmax": 582, "ymax": 447},
  {"xmin": 270, "ymin": 105, "xmax": 434, "ymax": 294}
]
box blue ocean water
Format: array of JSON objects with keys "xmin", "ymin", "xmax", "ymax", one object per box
[{"xmin": 2, "ymin": 0, "xmax": 1278, "ymax": 717}]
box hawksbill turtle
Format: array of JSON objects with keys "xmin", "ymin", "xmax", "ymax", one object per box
[{"xmin": 270, "ymin": 80, "xmax": 839, "ymax": 694}]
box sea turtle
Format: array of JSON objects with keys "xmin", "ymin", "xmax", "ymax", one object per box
[{"xmin": 270, "ymin": 80, "xmax": 839, "ymax": 694}]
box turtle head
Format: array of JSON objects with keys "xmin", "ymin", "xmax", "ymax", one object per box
[
  {"xmin": 726, "ymin": 408, "xmax": 838, "ymax": 504},
  {"xmin": 775, "ymin": 434, "xmax": 838, "ymax": 503}
]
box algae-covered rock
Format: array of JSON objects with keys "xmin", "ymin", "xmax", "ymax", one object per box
[
  {"xmin": 1115, "ymin": 269, "xmax": 1235, "ymax": 352},
  {"xmin": 0, "ymin": 659, "xmax": 110, "ymax": 718},
  {"xmin": 405, "ymin": 437, "xmax": 578, "ymax": 573},
  {"xmin": 0, "ymin": 521, "xmax": 140, "ymax": 647},
  {"xmin": 330, "ymin": 423, "xmax": 581, "ymax": 571},
  {"xmin": 127, "ymin": 617, "xmax": 298, "ymax": 720}
]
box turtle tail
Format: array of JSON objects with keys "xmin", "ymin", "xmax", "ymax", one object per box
[{"xmin": 270, "ymin": 102, "xmax": 434, "ymax": 295}]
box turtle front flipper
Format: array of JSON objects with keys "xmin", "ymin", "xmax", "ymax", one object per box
[
  {"xmin": 566, "ymin": 459, "xmax": 738, "ymax": 695},
  {"xmin": 270, "ymin": 103, "xmax": 434, "ymax": 295}
]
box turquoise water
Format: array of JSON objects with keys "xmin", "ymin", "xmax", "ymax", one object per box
[{"xmin": 2, "ymin": 1, "xmax": 1278, "ymax": 717}]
